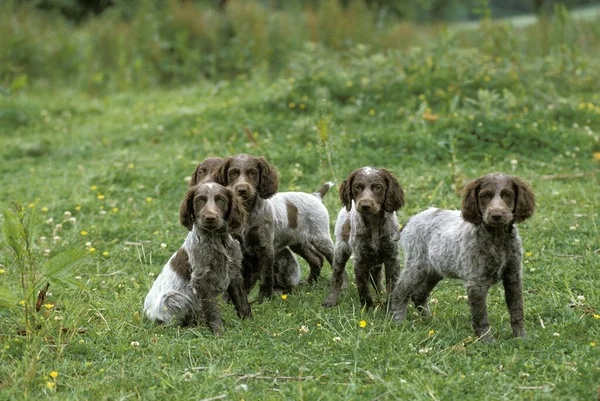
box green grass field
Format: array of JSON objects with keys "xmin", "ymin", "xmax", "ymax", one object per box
[{"xmin": 1, "ymin": 11, "xmax": 600, "ymax": 400}]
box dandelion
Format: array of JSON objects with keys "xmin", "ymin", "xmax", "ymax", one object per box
[
  {"xmin": 0, "ymin": 269, "xmax": 4, "ymax": 274},
  {"xmin": 346, "ymin": 81, "xmax": 353, "ymax": 87},
  {"xmin": 428, "ymin": 330, "xmax": 434, "ymax": 336},
  {"xmin": 42, "ymin": 207, "xmax": 48, "ymax": 213},
  {"xmin": 49, "ymin": 371, "xmax": 58, "ymax": 379},
  {"xmin": 97, "ymin": 194, "xmax": 105, "ymax": 200},
  {"xmin": 299, "ymin": 104, "xmax": 306, "ymax": 110},
  {"xmin": 593, "ymin": 152, "xmax": 600, "ymax": 163},
  {"xmin": 28, "ymin": 203, "xmax": 35, "ymax": 208},
  {"xmin": 591, "ymin": 342, "xmax": 596, "ymax": 347},
  {"xmin": 316, "ymin": 323, "xmax": 321, "ymax": 327},
  {"xmin": 89, "ymin": 247, "xmax": 96, "ymax": 253},
  {"xmin": 593, "ymin": 314, "xmax": 600, "ymax": 319},
  {"xmin": 359, "ymin": 320, "xmax": 367, "ymax": 328},
  {"xmin": 81, "ymin": 231, "xmax": 88, "ymax": 236},
  {"xmin": 44, "ymin": 304, "xmax": 54, "ymax": 310},
  {"xmin": 75, "ymin": 206, "xmax": 81, "ymax": 211},
  {"xmin": 46, "ymin": 381, "xmax": 56, "ymax": 390},
  {"xmin": 19, "ymin": 300, "xmax": 26, "ymax": 306},
  {"xmin": 281, "ymin": 294, "xmax": 288, "ymax": 300},
  {"xmin": 146, "ymin": 197, "xmax": 153, "ymax": 202},
  {"xmin": 128, "ymin": 164, "xmax": 134, "ymax": 169},
  {"xmin": 153, "ymin": 231, "xmax": 159, "ymax": 235},
  {"xmin": 90, "ymin": 185, "xmax": 97, "ymax": 191},
  {"xmin": 102, "ymin": 251, "xmax": 109, "ymax": 256},
  {"xmin": 369, "ymin": 109, "xmax": 375, "ymax": 116}
]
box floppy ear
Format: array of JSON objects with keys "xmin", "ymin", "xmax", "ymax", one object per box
[
  {"xmin": 257, "ymin": 157, "xmax": 279, "ymax": 199},
  {"xmin": 461, "ymin": 178, "xmax": 482, "ymax": 225},
  {"xmin": 339, "ymin": 171, "xmax": 356, "ymax": 211},
  {"xmin": 381, "ymin": 168, "xmax": 405, "ymax": 213},
  {"xmin": 512, "ymin": 176, "xmax": 535, "ymax": 223},
  {"xmin": 225, "ymin": 189, "xmax": 247, "ymax": 232},
  {"xmin": 180, "ymin": 187, "xmax": 197, "ymax": 231},
  {"xmin": 213, "ymin": 157, "xmax": 232, "ymax": 187},
  {"xmin": 189, "ymin": 164, "xmax": 204, "ymax": 187}
]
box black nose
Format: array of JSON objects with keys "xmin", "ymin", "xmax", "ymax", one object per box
[
  {"xmin": 490, "ymin": 213, "xmax": 503, "ymax": 221},
  {"xmin": 359, "ymin": 203, "xmax": 372, "ymax": 212},
  {"xmin": 236, "ymin": 187, "xmax": 247, "ymax": 194},
  {"xmin": 204, "ymin": 216, "xmax": 217, "ymax": 224}
]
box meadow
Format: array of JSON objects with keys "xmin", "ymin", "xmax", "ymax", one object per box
[{"xmin": 1, "ymin": 2, "xmax": 600, "ymax": 400}]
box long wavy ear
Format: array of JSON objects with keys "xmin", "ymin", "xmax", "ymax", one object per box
[
  {"xmin": 189, "ymin": 157, "xmax": 223, "ymax": 187},
  {"xmin": 512, "ymin": 176, "xmax": 535, "ymax": 223},
  {"xmin": 180, "ymin": 187, "xmax": 196, "ymax": 231},
  {"xmin": 381, "ymin": 168, "xmax": 405, "ymax": 213},
  {"xmin": 226, "ymin": 189, "xmax": 247, "ymax": 233},
  {"xmin": 339, "ymin": 170, "xmax": 357, "ymax": 211},
  {"xmin": 213, "ymin": 157, "xmax": 232, "ymax": 187},
  {"xmin": 189, "ymin": 164, "xmax": 205, "ymax": 187},
  {"xmin": 461, "ymin": 177, "xmax": 482, "ymax": 225},
  {"xmin": 257, "ymin": 157, "xmax": 279, "ymax": 199}
]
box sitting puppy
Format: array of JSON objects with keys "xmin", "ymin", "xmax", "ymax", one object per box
[
  {"xmin": 390, "ymin": 173, "xmax": 535, "ymax": 342},
  {"xmin": 214, "ymin": 154, "xmax": 279, "ymax": 301},
  {"xmin": 143, "ymin": 182, "xmax": 250, "ymax": 336},
  {"xmin": 323, "ymin": 167, "xmax": 405, "ymax": 308}
]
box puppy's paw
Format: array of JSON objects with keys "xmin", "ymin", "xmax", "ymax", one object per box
[{"xmin": 322, "ymin": 297, "xmax": 338, "ymax": 308}]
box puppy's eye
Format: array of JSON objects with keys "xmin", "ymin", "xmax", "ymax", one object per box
[
  {"xmin": 479, "ymin": 193, "xmax": 492, "ymax": 200},
  {"xmin": 247, "ymin": 170, "xmax": 257, "ymax": 177},
  {"xmin": 229, "ymin": 170, "xmax": 239, "ymax": 178},
  {"xmin": 501, "ymin": 192, "xmax": 513, "ymax": 200},
  {"xmin": 373, "ymin": 184, "xmax": 383, "ymax": 192},
  {"xmin": 217, "ymin": 198, "xmax": 227, "ymax": 206},
  {"xmin": 353, "ymin": 185, "xmax": 364, "ymax": 192},
  {"xmin": 196, "ymin": 197, "xmax": 207, "ymax": 205}
]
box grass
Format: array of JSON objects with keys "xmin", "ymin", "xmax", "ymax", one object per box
[{"xmin": 1, "ymin": 14, "xmax": 600, "ymax": 401}]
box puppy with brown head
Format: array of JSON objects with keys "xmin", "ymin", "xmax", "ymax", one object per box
[
  {"xmin": 188, "ymin": 157, "xmax": 224, "ymax": 187},
  {"xmin": 214, "ymin": 153, "xmax": 279, "ymax": 301},
  {"xmin": 390, "ymin": 173, "xmax": 535, "ymax": 342},
  {"xmin": 144, "ymin": 182, "xmax": 250, "ymax": 336},
  {"xmin": 323, "ymin": 167, "xmax": 405, "ymax": 309}
]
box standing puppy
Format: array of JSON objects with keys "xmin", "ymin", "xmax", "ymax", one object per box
[
  {"xmin": 143, "ymin": 183, "xmax": 250, "ymax": 336},
  {"xmin": 214, "ymin": 154, "xmax": 279, "ymax": 301},
  {"xmin": 323, "ymin": 167, "xmax": 405, "ymax": 308},
  {"xmin": 390, "ymin": 173, "xmax": 535, "ymax": 342}
]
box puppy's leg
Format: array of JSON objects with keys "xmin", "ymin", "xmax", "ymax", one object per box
[
  {"xmin": 274, "ymin": 247, "xmax": 300, "ymax": 292},
  {"xmin": 228, "ymin": 278, "xmax": 252, "ymax": 320},
  {"xmin": 257, "ymin": 245, "xmax": 275, "ymax": 302},
  {"xmin": 198, "ymin": 286, "xmax": 224, "ymax": 336},
  {"xmin": 313, "ymin": 237, "xmax": 350, "ymax": 289},
  {"xmin": 466, "ymin": 283, "xmax": 494, "ymax": 342},
  {"xmin": 291, "ymin": 243, "xmax": 323, "ymax": 284},
  {"xmin": 502, "ymin": 262, "xmax": 526, "ymax": 338},
  {"xmin": 411, "ymin": 275, "xmax": 442, "ymax": 316},
  {"xmin": 161, "ymin": 291, "xmax": 195, "ymax": 326},
  {"xmin": 322, "ymin": 243, "xmax": 351, "ymax": 307},
  {"xmin": 354, "ymin": 259, "xmax": 374, "ymax": 309},
  {"xmin": 389, "ymin": 264, "xmax": 422, "ymax": 323},
  {"xmin": 370, "ymin": 265, "xmax": 384, "ymax": 294}
]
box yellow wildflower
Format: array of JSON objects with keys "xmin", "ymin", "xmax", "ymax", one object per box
[
  {"xmin": 102, "ymin": 251, "xmax": 109, "ymax": 256},
  {"xmin": 81, "ymin": 231, "xmax": 88, "ymax": 236},
  {"xmin": 369, "ymin": 109, "xmax": 375, "ymax": 116},
  {"xmin": 49, "ymin": 371, "xmax": 58, "ymax": 379},
  {"xmin": 44, "ymin": 304, "xmax": 54, "ymax": 310},
  {"xmin": 359, "ymin": 320, "xmax": 367, "ymax": 328},
  {"xmin": 525, "ymin": 252, "xmax": 532, "ymax": 257},
  {"xmin": 289, "ymin": 102, "xmax": 296, "ymax": 109},
  {"xmin": 90, "ymin": 185, "xmax": 97, "ymax": 190},
  {"xmin": 128, "ymin": 164, "xmax": 134, "ymax": 169},
  {"xmin": 46, "ymin": 382, "xmax": 55, "ymax": 389},
  {"xmin": 146, "ymin": 197, "xmax": 153, "ymax": 202},
  {"xmin": 281, "ymin": 294, "xmax": 288, "ymax": 300},
  {"xmin": 97, "ymin": 194, "xmax": 105, "ymax": 200},
  {"xmin": 593, "ymin": 314, "xmax": 600, "ymax": 319},
  {"xmin": 89, "ymin": 247, "xmax": 96, "ymax": 253},
  {"xmin": 429, "ymin": 330, "xmax": 434, "ymax": 336},
  {"xmin": 42, "ymin": 207, "xmax": 48, "ymax": 212}
]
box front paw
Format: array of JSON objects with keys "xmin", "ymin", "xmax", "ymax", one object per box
[
  {"xmin": 512, "ymin": 327, "xmax": 527, "ymax": 338},
  {"xmin": 322, "ymin": 295, "xmax": 338, "ymax": 308}
]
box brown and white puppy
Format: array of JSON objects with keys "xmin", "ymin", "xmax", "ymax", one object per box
[
  {"xmin": 143, "ymin": 182, "xmax": 250, "ymax": 336},
  {"xmin": 214, "ymin": 153, "xmax": 279, "ymax": 301},
  {"xmin": 390, "ymin": 173, "xmax": 535, "ymax": 342},
  {"xmin": 323, "ymin": 167, "xmax": 405, "ymax": 308}
]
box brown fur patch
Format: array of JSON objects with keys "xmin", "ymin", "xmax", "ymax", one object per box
[
  {"xmin": 286, "ymin": 201, "xmax": 298, "ymax": 229},
  {"xmin": 171, "ymin": 248, "xmax": 191, "ymax": 280},
  {"xmin": 341, "ymin": 219, "xmax": 351, "ymax": 242}
]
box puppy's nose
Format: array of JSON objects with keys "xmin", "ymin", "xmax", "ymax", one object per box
[
  {"xmin": 236, "ymin": 186, "xmax": 249, "ymax": 195},
  {"xmin": 489, "ymin": 211, "xmax": 504, "ymax": 221},
  {"xmin": 204, "ymin": 215, "xmax": 217, "ymax": 225},
  {"xmin": 358, "ymin": 202, "xmax": 373, "ymax": 213}
]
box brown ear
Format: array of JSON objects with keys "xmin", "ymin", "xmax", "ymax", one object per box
[
  {"xmin": 189, "ymin": 164, "xmax": 204, "ymax": 187},
  {"xmin": 213, "ymin": 157, "xmax": 232, "ymax": 187},
  {"xmin": 339, "ymin": 171, "xmax": 356, "ymax": 211},
  {"xmin": 381, "ymin": 168, "xmax": 405, "ymax": 213},
  {"xmin": 180, "ymin": 187, "xmax": 196, "ymax": 231},
  {"xmin": 257, "ymin": 157, "xmax": 279, "ymax": 199},
  {"xmin": 512, "ymin": 176, "xmax": 535, "ymax": 223},
  {"xmin": 461, "ymin": 178, "xmax": 482, "ymax": 225},
  {"xmin": 225, "ymin": 189, "xmax": 247, "ymax": 232}
]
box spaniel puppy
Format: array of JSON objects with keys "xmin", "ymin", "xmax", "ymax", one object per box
[
  {"xmin": 188, "ymin": 157, "xmax": 225, "ymax": 187},
  {"xmin": 143, "ymin": 183, "xmax": 250, "ymax": 336},
  {"xmin": 269, "ymin": 181, "xmax": 335, "ymax": 289},
  {"xmin": 323, "ymin": 167, "xmax": 405, "ymax": 308},
  {"xmin": 214, "ymin": 154, "xmax": 279, "ymax": 301},
  {"xmin": 390, "ymin": 173, "xmax": 535, "ymax": 342}
]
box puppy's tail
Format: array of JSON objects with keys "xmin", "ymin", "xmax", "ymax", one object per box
[{"xmin": 313, "ymin": 182, "xmax": 334, "ymax": 201}]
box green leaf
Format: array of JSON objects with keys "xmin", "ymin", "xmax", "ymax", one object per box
[
  {"xmin": 0, "ymin": 285, "xmax": 19, "ymax": 309},
  {"xmin": 24, "ymin": 199, "xmax": 40, "ymax": 246},
  {"xmin": 41, "ymin": 248, "xmax": 87, "ymax": 279},
  {"xmin": 50, "ymin": 275, "xmax": 87, "ymax": 291},
  {"xmin": 2, "ymin": 209, "xmax": 25, "ymax": 257}
]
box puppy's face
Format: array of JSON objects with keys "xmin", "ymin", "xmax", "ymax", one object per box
[
  {"xmin": 189, "ymin": 157, "xmax": 224, "ymax": 187},
  {"xmin": 180, "ymin": 183, "xmax": 246, "ymax": 232},
  {"xmin": 214, "ymin": 154, "xmax": 279, "ymax": 202},
  {"xmin": 340, "ymin": 167, "xmax": 405, "ymax": 215},
  {"xmin": 462, "ymin": 173, "xmax": 535, "ymax": 227}
]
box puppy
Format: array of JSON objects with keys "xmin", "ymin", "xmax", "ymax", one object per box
[
  {"xmin": 143, "ymin": 183, "xmax": 250, "ymax": 336},
  {"xmin": 214, "ymin": 153, "xmax": 279, "ymax": 301},
  {"xmin": 390, "ymin": 173, "xmax": 535, "ymax": 342},
  {"xmin": 323, "ymin": 167, "xmax": 405, "ymax": 308}
]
